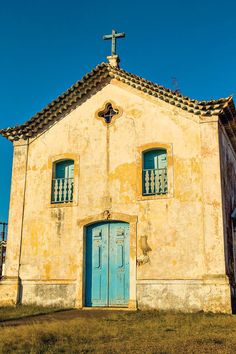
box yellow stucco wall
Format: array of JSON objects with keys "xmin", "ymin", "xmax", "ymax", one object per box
[{"xmin": 1, "ymin": 79, "xmax": 231, "ymax": 311}]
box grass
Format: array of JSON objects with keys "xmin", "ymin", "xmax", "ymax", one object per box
[
  {"xmin": 0, "ymin": 305, "xmax": 64, "ymax": 322},
  {"xmin": 0, "ymin": 309, "xmax": 236, "ymax": 353}
]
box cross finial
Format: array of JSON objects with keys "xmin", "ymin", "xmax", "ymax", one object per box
[{"xmin": 103, "ymin": 29, "xmax": 125, "ymax": 56}]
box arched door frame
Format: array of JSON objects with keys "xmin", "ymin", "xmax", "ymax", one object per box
[{"xmin": 75, "ymin": 212, "xmax": 138, "ymax": 309}]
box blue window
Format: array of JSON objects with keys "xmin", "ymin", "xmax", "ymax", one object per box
[
  {"xmin": 51, "ymin": 160, "xmax": 74, "ymax": 203},
  {"xmin": 142, "ymin": 149, "xmax": 168, "ymax": 195}
]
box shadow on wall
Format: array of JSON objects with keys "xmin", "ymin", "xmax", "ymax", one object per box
[
  {"xmin": 17, "ymin": 278, "xmax": 23, "ymax": 304},
  {"xmin": 231, "ymin": 286, "xmax": 236, "ymax": 314}
]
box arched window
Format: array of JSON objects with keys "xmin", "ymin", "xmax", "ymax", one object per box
[
  {"xmin": 142, "ymin": 149, "xmax": 168, "ymax": 195},
  {"xmin": 51, "ymin": 160, "xmax": 74, "ymax": 203}
]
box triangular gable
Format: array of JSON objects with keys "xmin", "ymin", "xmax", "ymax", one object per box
[{"xmin": 0, "ymin": 62, "xmax": 236, "ymax": 149}]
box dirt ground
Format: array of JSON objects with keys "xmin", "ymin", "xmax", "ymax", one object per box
[{"xmin": 0, "ymin": 308, "xmax": 126, "ymax": 326}]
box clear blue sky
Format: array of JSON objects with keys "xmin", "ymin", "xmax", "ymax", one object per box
[{"xmin": 0, "ymin": 0, "xmax": 236, "ymax": 221}]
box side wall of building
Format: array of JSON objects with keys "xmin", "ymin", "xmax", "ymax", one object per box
[{"xmin": 219, "ymin": 124, "xmax": 236, "ymax": 311}]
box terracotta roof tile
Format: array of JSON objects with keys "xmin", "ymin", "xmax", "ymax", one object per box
[{"xmin": 0, "ymin": 62, "xmax": 235, "ymax": 145}]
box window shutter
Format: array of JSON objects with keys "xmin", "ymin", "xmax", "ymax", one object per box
[
  {"xmin": 55, "ymin": 160, "xmax": 74, "ymax": 179},
  {"xmin": 66, "ymin": 163, "xmax": 74, "ymax": 179},
  {"xmin": 157, "ymin": 151, "xmax": 167, "ymax": 169},
  {"xmin": 55, "ymin": 161, "xmax": 67, "ymax": 178},
  {"xmin": 144, "ymin": 151, "xmax": 156, "ymax": 169},
  {"xmin": 144, "ymin": 150, "xmax": 167, "ymax": 170}
]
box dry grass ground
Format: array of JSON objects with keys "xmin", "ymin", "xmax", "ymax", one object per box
[{"xmin": 0, "ymin": 308, "xmax": 236, "ymax": 353}]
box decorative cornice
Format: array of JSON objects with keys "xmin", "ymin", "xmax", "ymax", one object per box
[{"xmin": 1, "ymin": 62, "xmax": 236, "ymax": 151}]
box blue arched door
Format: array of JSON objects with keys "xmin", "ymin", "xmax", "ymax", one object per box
[{"xmin": 85, "ymin": 221, "xmax": 130, "ymax": 307}]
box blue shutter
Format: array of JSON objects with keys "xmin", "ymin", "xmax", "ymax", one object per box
[
  {"xmin": 144, "ymin": 150, "xmax": 156, "ymax": 169},
  {"xmin": 55, "ymin": 161, "xmax": 66, "ymax": 179},
  {"xmin": 144, "ymin": 150, "xmax": 167, "ymax": 170},
  {"xmin": 55, "ymin": 160, "xmax": 74, "ymax": 179}
]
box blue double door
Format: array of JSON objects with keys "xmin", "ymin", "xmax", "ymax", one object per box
[{"xmin": 85, "ymin": 221, "xmax": 130, "ymax": 307}]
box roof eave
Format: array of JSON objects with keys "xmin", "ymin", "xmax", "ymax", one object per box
[{"xmin": 219, "ymin": 99, "xmax": 236, "ymax": 152}]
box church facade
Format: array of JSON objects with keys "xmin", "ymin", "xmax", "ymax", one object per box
[{"xmin": 1, "ymin": 55, "xmax": 236, "ymax": 312}]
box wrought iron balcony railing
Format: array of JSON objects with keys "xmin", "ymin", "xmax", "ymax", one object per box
[
  {"xmin": 51, "ymin": 178, "xmax": 74, "ymax": 203},
  {"xmin": 143, "ymin": 168, "xmax": 168, "ymax": 195}
]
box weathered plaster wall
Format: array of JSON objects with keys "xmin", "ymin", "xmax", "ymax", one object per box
[
  {"xmin": 200, "ymin": 119, "xmax": 227, "ymax": 279},
  {"xmin": 1, "ymin": 80, "xmax": 231, "ymax": 311},
  {"xmin": 219, "ymin": 125, "xmax": 236, "ymax": 287},
  {"xmin": 137, "ymin": 277, "xmax": 230, "ymax": 312}
]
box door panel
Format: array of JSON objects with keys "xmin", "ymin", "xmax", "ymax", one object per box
[
  {"xmin": 85, "ymin": 221, "xmax": 130, "ymax": 307},
  {"xmin": 85, "ymin": 224, "xmax": 108, "ymax": 306},
  {"xmin": 109, "ymin": 223, "xmax": 130, "ymax": 306}
]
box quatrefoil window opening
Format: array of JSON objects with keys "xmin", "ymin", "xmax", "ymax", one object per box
[{"xmin": 98, "ymin": 103, "xmax": 119, "ymax": 124}]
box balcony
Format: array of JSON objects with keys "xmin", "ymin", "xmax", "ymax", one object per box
[
  {"xmin": 143, "ymin": 168, "xmax": 168, "ymax": 195},
  {"xmin": 51, "ymin": 178, "xmax": 74, "ymax": 203}
]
